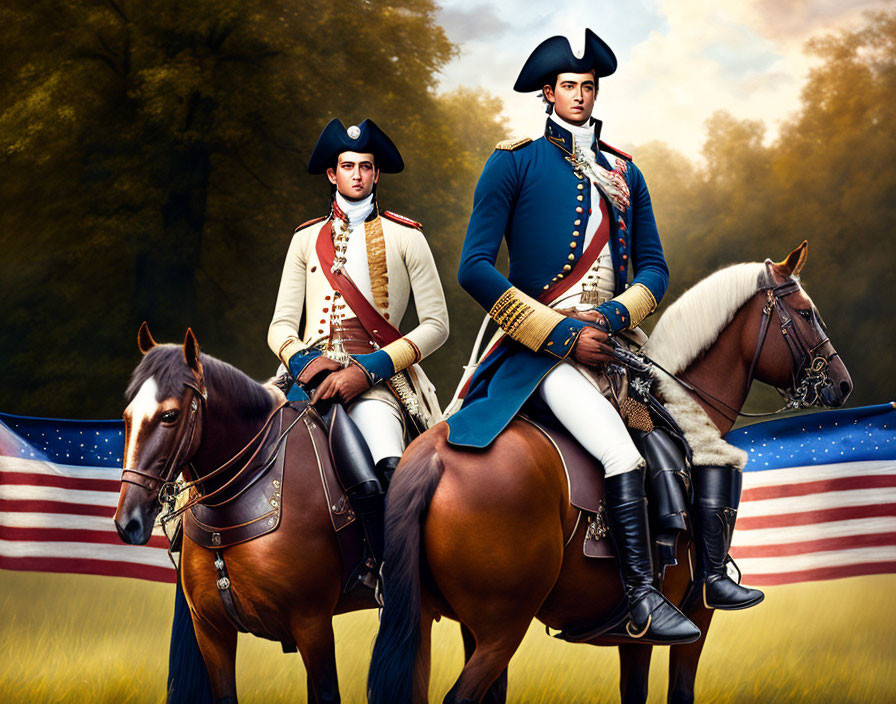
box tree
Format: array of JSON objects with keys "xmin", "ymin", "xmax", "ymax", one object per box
[{"xmin": 0, "ymin": 0, "xmax": 504, "ymax": 416}]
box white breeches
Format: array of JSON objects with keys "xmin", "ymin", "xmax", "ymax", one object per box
[
  {"xmin": 538, "ymin": 362, "xmax": 644, "ymax": 477},
  {"xmin": 347, "ymin": 398, "xmax": 405, "ymax": 465}
]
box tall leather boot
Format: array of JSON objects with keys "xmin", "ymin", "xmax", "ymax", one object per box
[
  {"xmin": 327, "ymin": 405, "xmax": 385, "ymax": 569},
  {"xmin": 693, "ymin": 466, "xmax": 764, "ymax": 609},
  {"xmin": 605, "ymin": 466, "xmax": 701, "ymax": 644},
  {"xmin": 375, "ymin": 456, "xmax": 400, "ymax": 489}
]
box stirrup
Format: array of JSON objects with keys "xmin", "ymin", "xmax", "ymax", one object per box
[{"xmin": 625, "ymin": 614, "xmax": 651, "ymax": 639}]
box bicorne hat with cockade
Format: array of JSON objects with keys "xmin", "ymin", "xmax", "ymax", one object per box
[
  {"xmin": 307, "ymin": 118, "xmax": 404, "ymax": 175},
  {"xmin": 513, "ymin": 28, "xmax": 617, "ymax": 93}
]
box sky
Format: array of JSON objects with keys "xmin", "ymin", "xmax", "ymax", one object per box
[{"xmin": 435, "ymin": 0, "xmax": 888, "ymax": 158}]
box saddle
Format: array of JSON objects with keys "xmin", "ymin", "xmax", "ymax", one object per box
[
  {"xmin": 522, "ymin": 415, "xmax": 691, "ymax": 574},
  {"xmin": 183, "ymin": 405, "xmax": 359, "ymax": 557},
  {"xmin": 182, "ymin": 402, "xmax": 371, "ymax": 649}
]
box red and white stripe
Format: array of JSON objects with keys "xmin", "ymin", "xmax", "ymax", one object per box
[
  {"xmin": 731, "ymin": 460, "xmax": 896, "ymax": 585},
  {"xmin": 0, "ymin": 454, "xmax": 175, "ymax": 583}
]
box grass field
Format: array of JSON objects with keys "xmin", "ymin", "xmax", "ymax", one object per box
[{"xmin": 2, "ymin": 570, "xmax": 895, "ymax": 703}]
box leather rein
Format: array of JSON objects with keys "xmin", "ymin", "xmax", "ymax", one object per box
[{"xmin": 120, "ymin": 382, "xmax": 307, "ymax": 528}]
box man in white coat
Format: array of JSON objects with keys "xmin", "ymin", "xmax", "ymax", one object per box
[{"xmin": 268, "ymin": 118, "xmax": 449, "ymax": 583}]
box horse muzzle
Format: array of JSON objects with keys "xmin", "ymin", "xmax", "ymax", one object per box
[
  {"xmin": 113, "ymin": 490, "xmax": 159, "ymax": 545},
  {"xmin": 819, "ymin": 377, "xmax": 853, "ymax": 408},
  {"xmin": 819, "ymin": 355, "xmax": 853, "ymax": 408}
]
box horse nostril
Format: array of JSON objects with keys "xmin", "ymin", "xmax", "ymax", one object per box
[
  {"xmin": 840, "ymin": 380, "xmax": 852, "ymax": 397},
  {"xmin": 119, "ymin": 517, "xmax": 144, "ymax": 544}
]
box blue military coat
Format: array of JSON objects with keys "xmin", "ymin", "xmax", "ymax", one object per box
[{"xmin": 446, "ymin": 117, "xmax": 669, "ymax": 448}]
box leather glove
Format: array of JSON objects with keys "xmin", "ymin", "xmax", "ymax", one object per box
[
  {"xmin": 311, "ymin": 365, "xmax": 372, "ymax": 405},
  {"xmin": 296, "ymin": 356, "xmax": 342, "ymax": 387},
  {"xmin": 568, "ymin": 310, "xmax": 615, "ymax": 366}
]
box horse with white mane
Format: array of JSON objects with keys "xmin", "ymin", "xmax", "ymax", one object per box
[{"xmin": 367, "ymin": 242, "xmax": 852, "ymax": 704}]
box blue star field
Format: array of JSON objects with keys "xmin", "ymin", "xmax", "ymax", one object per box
[
  {"xmin": 0, "ymin": 412, "xmax": 124, "ymax": 468},
  {"xmin": 725, "ymin": 403, "xmax": 896, "ymax": 471},
  {"xmin": 1, "ymin": 405, "xmax": 893, "ymax": 473}
]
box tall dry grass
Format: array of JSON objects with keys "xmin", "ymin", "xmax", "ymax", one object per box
[{"xmin": 2, "ymin": 570, "xmax": 895, "ymax": 702}]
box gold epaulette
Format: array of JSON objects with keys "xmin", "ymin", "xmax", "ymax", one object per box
[{"xmin": 495, "ymin": 137, "xmax": 533, "ymax": 152}]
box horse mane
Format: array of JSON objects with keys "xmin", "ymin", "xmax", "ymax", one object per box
[
  {"xmin": 125, "ymin": 345, "xmax": 275, "ymax": 420},
  {"xmin": 643, "ymin": 262, "xmax": 770, "ymax": 374}
]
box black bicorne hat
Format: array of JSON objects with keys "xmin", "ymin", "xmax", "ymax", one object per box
[
  {"xmin": 513, "ymin": 28, "xmax": 617, "ymax": 93},
  {"xmin": 307, "ymin": 118, "xmax": 404, "ymax": 174}
]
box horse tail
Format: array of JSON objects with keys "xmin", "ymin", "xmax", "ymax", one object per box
[{"xmin": 367, "ymin": 441, "xmax": 445, "ymax": 704}]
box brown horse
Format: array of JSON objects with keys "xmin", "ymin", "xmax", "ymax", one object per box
[
  {"xmin": 113, "ymin": 325, "xmax": 375, "ymax": 703},
  {"xmin": 367, "ymin": 243, "xmax": 853, "ymax": 704}
]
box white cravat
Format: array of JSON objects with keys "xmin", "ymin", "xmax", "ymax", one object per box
[
  {"xmin": 550, "ymin": 112, "xmax": 597, "ymax": 153},
  {"xmin": 335, "ymin": 191, "xmax": 374, "ymax": 230}
]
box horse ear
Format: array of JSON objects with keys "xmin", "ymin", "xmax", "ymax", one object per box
[
  {"xmin": 137, "ymin": 322, "xmax": 157, "ymax": 355},
  {"xmin": 183, "ymin": 328, "xmax": 204, "ymax": 386},
  {"xmin": 774, "ymin": 240, "xmax": 808, "ymax": 277}
]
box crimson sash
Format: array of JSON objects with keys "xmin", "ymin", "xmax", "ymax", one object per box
[
  {"xmin": 538, "ymin": 195, "xmax": 610, "ymax": 306},
  {"xmin": 314, "ymin": 220, "xmax": 401, "ymax": 348}
]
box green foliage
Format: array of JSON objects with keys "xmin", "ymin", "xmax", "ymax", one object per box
[
  {"xmin": 0, "ymin": 0, "xmax": 503, "ymax": 416},
  {"xmin": 638, "ymin": 11, "xmax": 896, "ymax": 408},
  {"xmin": 1, "ymin": 5, "xmax": 892, "ymax": 417}
]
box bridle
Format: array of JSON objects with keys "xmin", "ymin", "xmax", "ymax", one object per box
[
  {"xmin": 120, "ymin": 380, "xmax": 304, "ymax": 526},
  {"xmin": 633, "ymin": 264, "xmax": 839, "ymax": 422},
  {"xmin": 744, "ymin": 263, "xmax": 838, "ymax": 410},
  {"xmin": 120, "ymin": 381, "xmax": 207, "ymax": 497}
]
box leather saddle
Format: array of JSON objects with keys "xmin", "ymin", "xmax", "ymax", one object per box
[
  {"xmin": 520, "ymin": 416, "xmax": 691, "ymax": 569},
  {"xmin": 183, "ymin": 402, "xmax": 367, "ymax": 590}
]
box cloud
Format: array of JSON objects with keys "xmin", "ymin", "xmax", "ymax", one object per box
[
  {"xmin": 437, "ymin": 4, "xmax": 512, "ymax": 42},
  {"xmin": 434, "ymin": 0, "xmax": 891, "ymax": 157},
  {"xmin": 737, "ymin": 0, "xmax": 885, "ymax": 42}
]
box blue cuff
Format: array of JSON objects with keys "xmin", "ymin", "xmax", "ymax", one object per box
[
  {"xmin": 286, "ymin": 383, "xmax": 310, "ymax": 403},
  {"xmin": 540, "ymin": 318, "xmax": 587, "ymax": 359},
  {"xmin": 351, "ymin": 350, "xmax": 395, "ymax": 384},
  {"xmin": 596, "ymin": 301, "xmax": 629, "ymax": 333},
  {"xmin": 287, "ymin": 348, "xmax": 322, "ymax": 380}
]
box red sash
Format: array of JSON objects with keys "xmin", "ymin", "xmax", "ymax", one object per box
[
  {"xmin": 314, "ymin": 220, "xmax": 401, "ymax": 348},
  {"xmin": 539, "ymin": 195, "xmax": 610, "ymax": 306}
]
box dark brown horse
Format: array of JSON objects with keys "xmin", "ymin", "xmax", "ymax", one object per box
[
  {"xmin": 368, "ymin": 243, "xmax": 853, "ymax": 704},
  {"xmin": 114, "ymin": 325, "xmax": 375, "ymax": 703}
]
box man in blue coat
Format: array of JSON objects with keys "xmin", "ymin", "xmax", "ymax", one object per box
[{"xmin": 449, "ymin": 29, "xmax": 761, "ymax": 644}]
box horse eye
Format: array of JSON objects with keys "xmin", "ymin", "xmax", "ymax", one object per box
[
  {"xmin": 160, "ymin": 410, "xmax": 180, "ymax": 424},
  {"xmin": 798, "ymin": 309, "xmax": 812, "ymax": 321}
]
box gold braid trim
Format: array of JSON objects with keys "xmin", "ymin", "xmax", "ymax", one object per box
[
  {"xmin": 278, "ymin": 338, "xmax": 307, "ymax": 367},
  {"xmin": 365, "ymin": 217, "xmax": 389, "ymax": 311},
  {"xmin": 488, "ymin": 287, "xmax": 565, "ymax": 351},
  {"xmin": 381, "ymin": 338, "xmax": 421, "ymax": 373},
  {"xmin": 612, "ymin": 283, "xmax": 658, "ymax": 329}
]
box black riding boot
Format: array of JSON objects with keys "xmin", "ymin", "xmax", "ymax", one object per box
[
  {"xmin": 693, "ymin": 466, "xmax": 764, "ymax": 610},
  {"xmin": 375, "ymin": 456, "xmax": 401, "ymax": 489},
  {"xmin": 605, "ymin": 467, "xmax": 701, "ymax": 644},
  {"xmin": 327, "ymin": 404, "xmax": 385, "ymax": 568}
]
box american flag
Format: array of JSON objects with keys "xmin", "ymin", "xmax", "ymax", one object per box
[
  {"xmin": 0, "ymin": 412, "xmax": 175, "ymax": 583},
  {"xmin": 1, "ymin": 405, "xmax": 894, "ymax": 587},
  {"xmin": 727, "ymin": 402, "xmax": 896, "ymax": 585}
]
